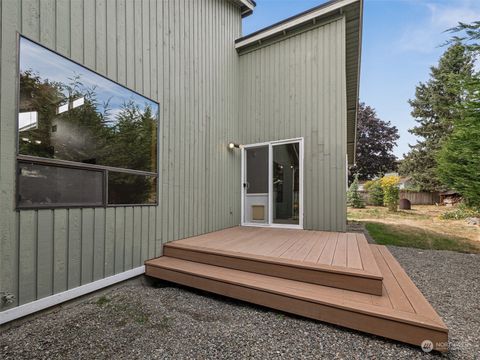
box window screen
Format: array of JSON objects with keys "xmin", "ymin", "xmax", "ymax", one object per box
[
  {"xmin": 108, "ymin": 172, "xmax": 157, "ymax": 205},
  {"xmin": 18, "ymin": 162, "xmax": 104, "ymax": 207},
  {"xmin": 246, "ymin": 146, "xmax": 269, "ymax": 194}
]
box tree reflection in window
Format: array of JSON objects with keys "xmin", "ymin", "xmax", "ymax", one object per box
[
  {"xmin": 17, "ymin": 37, "xmax": 158, "ymax": 207},
  {"xmin": 18, "ymin": 37, "xmax": 158, "ymax": 173}
]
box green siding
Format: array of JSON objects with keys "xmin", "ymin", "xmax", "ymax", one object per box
[
  {"xmin": 0, "ymin": 0, "xmax": 242, "ymax": 311},
  {"xmin": 238, "ymin": 17, "xmax": 348, "ymax": 232},
  {"xmin": 37, "ymin": 210, "xmax": 54, "ymax": 299},
  {"xmin": 0, "ymin": 0, "xmax": 350, "ymax": 314}
]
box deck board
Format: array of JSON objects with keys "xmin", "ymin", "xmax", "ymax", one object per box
[
  {"xmin": 346, "ymin": 233, "xmax": 363, "ymax": 269},
  {"xmin": 373, "ymin": 245, "xmax": 414, "ymax": 313},
  {"xmin": 332, "ymin": 233, "xmax": 348, "ymax": 267},
  {"xmin": 356, "ymin": 233, "xmax": 382, "ymax": 275},
  {"xmin": 288, "ymin": 233, "xmax": 320, "ymax": 262},
  {"xmin": 316, "ymin": 232, "xmax": 339, "ymax": 265},
  {"xmin": 377, "ymin": 246, "xmax": 441, "ymax": 320},
  {"xmin": 303, "ymin": 232, "xmax": 329, "ymax": 263}
]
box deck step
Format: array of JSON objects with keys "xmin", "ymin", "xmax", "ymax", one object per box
[
  {"xmin": 163, "ymin": 234, "xmax": 383, "ymax": 295},
  {"xmin": 145, "ymin": 245, "xmax": 448, "ymax": 352}
]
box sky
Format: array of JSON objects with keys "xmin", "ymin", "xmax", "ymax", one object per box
[
  {"xmin": 243, "ymin": 0, "xmax": 480, "ymax": 159},
  {"xmin": 20, "ymin": 37, "xmax": 158, "ymax": 123}
]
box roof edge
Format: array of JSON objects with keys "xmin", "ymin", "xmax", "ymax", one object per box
[
  {"xmin": 229, "ymin": 0, "xmax": 256, "ymax": 17},
  {"xmin": 235, "ymin": 0, "xmax": 358, "ymax": 49},
  {"xmin": 351, "ymin": 0, "xmax": 363, "ymax": 165}
]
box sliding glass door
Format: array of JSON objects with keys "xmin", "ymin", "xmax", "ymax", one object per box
[
  {"xmin": 242, "ymin": 139, "xmax": 303, "ymax": 229},
  {"xmin": 272, "ymin": 142, "xmax": 300, "ymax": 225},
  {"xmin": 244, "ymin": 146, "xmax": 269, "ymax": 224}
]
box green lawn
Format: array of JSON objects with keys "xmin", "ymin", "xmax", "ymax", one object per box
[{"xmin": 365, "ymin": 222, "xmax": 480, "ymax": 254}]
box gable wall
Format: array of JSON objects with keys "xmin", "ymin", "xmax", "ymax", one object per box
[{"xmin": 238, "ymin": 17, "xmax": 348, "ymax": 231}]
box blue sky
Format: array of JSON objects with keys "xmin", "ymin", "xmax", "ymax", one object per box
[
  {"xmin": 20, "ymin": 37, "xmax": 158, "ymax": 122},
  {"xmin": 243, "ymin": 0, "xmax": 480, "ymax": 158}
]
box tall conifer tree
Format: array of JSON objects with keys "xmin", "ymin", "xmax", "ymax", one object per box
[{"xmin": 399, "ymin": 44, "xmax": 474, "ymax": 191}]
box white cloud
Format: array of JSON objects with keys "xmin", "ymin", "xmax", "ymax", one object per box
[{"xmin": 397, "ymin": 0, "xmax": 480, "ymax": 54}]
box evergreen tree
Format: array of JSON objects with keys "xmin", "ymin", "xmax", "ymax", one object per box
[
  {"xmin": 364, "ymin": 179, "xmax": 384, "ymax": 206},
  {"xmin": 437, "ymin": 78, "xmax": 480, "ymax": 207},
  {"xmin": 446, "ymin": 21, "xmax": 480, "ymax": 52},
  {"xmin": 399, "ymin": 44, "xmax": 475, "ymax": 191},
  {"xmin": 347, "ymin": 174, "xmax": 365, "ymax": 208}
]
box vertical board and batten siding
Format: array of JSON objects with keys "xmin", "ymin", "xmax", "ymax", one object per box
[
  {"xmin": 0, "ymin": 0, "xmax": 242, "ymax": 310},
  {"xmin": 238, "ymin": 17, "xmax": 348, "ymax": 232}
]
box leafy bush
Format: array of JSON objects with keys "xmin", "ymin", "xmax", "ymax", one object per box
[
  {"xmin": 440, "ymin": 203, "xmax": 480, "ymax": 220},
  {"xmin": 364, "ymin": 179, "xmax": 384, "ymax": 206},
  {"xmin": 347, "ymin": 174, "xmax": 365, "ymax": 208},
  {"xmin": 380, "ymin": 175, "xmax": 400, "ymax": 211},
  {"xmin": 363, "ymin": 180, "xmax": 375, "ymax": 191}
]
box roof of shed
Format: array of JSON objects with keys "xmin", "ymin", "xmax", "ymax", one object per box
[{"xmin": 235, "ymin": 0, "xmax": 363, "ymax": 164}]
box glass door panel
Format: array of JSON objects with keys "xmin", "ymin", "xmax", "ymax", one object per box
[
  {"xmin": 272, "ymin": 142, "xmax": 300, "ymax": 225},
  {"xmin": 244, "ymin": 146, "xmax": 269, "ymax": 224}
]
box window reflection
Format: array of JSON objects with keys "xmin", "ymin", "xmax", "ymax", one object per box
[
  {"xmin": 273, "ymin": 143, "xmax": 300, "ymax": 225},
  {"xmin": 18, "ymin": 111, "xmax": 38, "ymax": 131},
  {"xmin": 108, "ymin": 172, "xmax": 157, "ymax": 205},
  {"xmin": 18, "ymin": 162, "xmax": 104, "ymax": 207},
  {"xmin": 18, "ymin": 37, "xmax": 158, "ymax": 173}
]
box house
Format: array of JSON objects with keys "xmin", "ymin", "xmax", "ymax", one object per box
[{"xmin": 0, "ymin": 0, "xmax": 448, "ymax": 352}]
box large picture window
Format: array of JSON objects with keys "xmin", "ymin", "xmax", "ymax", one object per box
[{"xmin": 17, "ymin": 36, "xmax": 159, "ymax": 208}]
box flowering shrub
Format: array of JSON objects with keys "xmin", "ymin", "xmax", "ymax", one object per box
[{"xmin": 380, "ymin": 175, "xmax": 400, "ymax": 211}]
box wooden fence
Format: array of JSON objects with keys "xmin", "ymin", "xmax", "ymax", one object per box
[{"xmin": 359, "ymin": 191, "xmax": 440, "ymax": 206}]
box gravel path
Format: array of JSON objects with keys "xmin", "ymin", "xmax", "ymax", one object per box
[{"xmin": 0, "ymin": 247, "xmax": 479, "ymax": 359}]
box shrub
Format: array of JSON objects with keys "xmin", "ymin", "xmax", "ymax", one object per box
[
  {"xmin": 363, "ymin": 180, "xmax": 374, "ymax": 191},
  {"xmin": 364, "ymin": 179, "xmax": 384, "ymax": 206},
  {"xmin": 440, "ymin": 202, "xmax": 480, "ymax": 220},
  {"xmin": 347, "ymin": 174, "xmax": 365, "ymax": 208},
  {"xmin": 380, "ymin": 175, "xmax": 400, "ymax": 211}
]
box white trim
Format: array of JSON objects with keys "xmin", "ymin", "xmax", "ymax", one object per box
[
  {"xmin": 229, "ymin": 0, "xmax": 254, "ymax": 11},
  {"xmin": 0, "ymin": 266, "xmax": 145, "ymax": 325},
  {"xmin": 241, "ymin": 138, "xmax": 304, "ymax": 230},
  {"xmin": 268, "ymin": 143, "xmax": 273, "ymax": 225},
  {"xmin": 242, "ymin": 140, "xmax": 271, "ymax": 148},
  {"xmin": 235, "ymin": 0, "xmax": 357, "ymax": 49}
]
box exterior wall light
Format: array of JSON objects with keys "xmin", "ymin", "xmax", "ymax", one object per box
[{"xmin": 228, "ymin": 142, "xmax": 241, "ymax": 150}]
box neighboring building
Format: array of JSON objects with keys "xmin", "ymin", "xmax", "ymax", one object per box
[{"xmin": 0, "ymin": 0, "xmax": 362, "ymax": 323}]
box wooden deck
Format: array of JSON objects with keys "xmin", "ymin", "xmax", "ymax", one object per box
[
  {"xmin": 146, "ymin": 227, "xmax": 448, "ymax": 351},
  {"xmin": 163, "ymin": 226, "xmax": 383, "ymax": 295}
]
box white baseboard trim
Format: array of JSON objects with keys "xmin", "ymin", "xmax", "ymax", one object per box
[{"xmin": 0, "ymin": 266, "xmax": 145, "ymax": 325}]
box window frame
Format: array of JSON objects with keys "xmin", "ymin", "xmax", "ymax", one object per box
[{"xmin": 15, "ymin": 34, "xmax": 160, "ymax": 210}]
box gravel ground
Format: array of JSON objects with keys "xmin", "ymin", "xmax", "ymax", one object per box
[{"xmin": 0, "ymin": 246, "xmax": 479, "ymax": 359}]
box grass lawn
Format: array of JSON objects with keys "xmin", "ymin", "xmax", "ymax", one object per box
[
  {"xmin": 365, "ymin": 222, "xmax": 480, "ymax": 254},
  {"xmin": 348, "ymin": 205, "xmax": 480, "ymax": 254}
]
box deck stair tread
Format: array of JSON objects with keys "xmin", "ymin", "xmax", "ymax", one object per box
[{"xmin": 146, "ymin": 243, "xmax": 448, "ymax": 350}]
